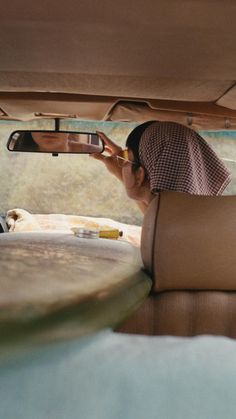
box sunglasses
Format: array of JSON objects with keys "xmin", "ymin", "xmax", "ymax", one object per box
[{"xmin": 115, "ymin": 149, "xmax": 137, "ymax": 167}]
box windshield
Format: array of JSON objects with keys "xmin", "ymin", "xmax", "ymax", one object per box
[
  {"xmin": 0, "ymin": 120, "xmax": 142, "ymax": 225},
  {"xmin": 0, "ymin": 120, "xmax": 235, "ymax": 226}
]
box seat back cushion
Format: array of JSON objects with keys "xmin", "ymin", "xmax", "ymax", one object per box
[{"xmin": 141, "ymin": 192, "xmax": 236, "ymax": 292}]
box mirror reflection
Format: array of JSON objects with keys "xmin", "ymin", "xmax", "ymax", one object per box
[{"xmin": 7, "ymin": 131, "xmax": 104, "ymax": 154}]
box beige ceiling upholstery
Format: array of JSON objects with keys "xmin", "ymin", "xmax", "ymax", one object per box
[
  {"xmin": 0, "ymin": 72, "xmax": 233, "ymax": 103},
  {"xmin": 0, "ymin": 0, "xmax": 236, "ymax": 124}
]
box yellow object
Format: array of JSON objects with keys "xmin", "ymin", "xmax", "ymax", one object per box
[
  {"xmin": 121, "ymin": 149, "xmax": 129, "ymax": 160},
  {"xmin": 99, "ymin": 228, "xmax": 123, "ymax": 239}
]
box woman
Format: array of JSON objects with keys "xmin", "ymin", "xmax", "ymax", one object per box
[
  {"xmin": 12, "ymin": 132, "xmax": 39, "ymax": 151},
  {"xmin": 12, "ymin": 132, "xmax": 70, "ymax": 152},
  {"xmin": 92, "ymin": 121, "xmax": 231, "ymax": 213}
]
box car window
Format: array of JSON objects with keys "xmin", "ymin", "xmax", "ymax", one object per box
[
  {"xmin": 200, "ymin": 130, "xmax": 236, "ymax": 195},
  {"xmin": 0, "ymin": 120, "xmax": 142, "ymax": 225},
  {"xmin": 0, "ymin": 121, "xmax": 236, "ymax": 226}
]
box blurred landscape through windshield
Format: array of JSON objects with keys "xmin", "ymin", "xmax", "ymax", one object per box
[{"xmin": 1, "ymin": 119, "xmax": 236, "ymax": 226}]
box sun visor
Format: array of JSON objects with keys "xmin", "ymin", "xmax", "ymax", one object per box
[
  {"xmin": 0, "ymin": 93, "xmax": 115, "ymax": 121},
  {"xmin": 217, "ymin": 86, "xmax": 236, "ymax": 110},
  {"xmin": 2, "ymin": 93, "xmax": 236, "ymax": 130},
  {"xmin": 107, "ymin": 101, "xmax": 236, "ymax": 130}
]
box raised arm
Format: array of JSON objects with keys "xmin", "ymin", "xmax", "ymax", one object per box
[
  {"xmin": 91, "ymin": 132, "xmax": 149, "ymax": 214},
  {"xmin": 90, "ymin": 132, "xmax": 124, "ymax": 181}
]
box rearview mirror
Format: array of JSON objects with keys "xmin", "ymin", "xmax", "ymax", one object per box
[{"xmin": 7, "ymin": 131, "xmax": 104, "ymax": 154}]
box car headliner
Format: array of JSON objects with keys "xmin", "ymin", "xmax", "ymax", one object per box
[{"xmin": 0, "ymin": 0, "xmax": 236, "ymax": 128}]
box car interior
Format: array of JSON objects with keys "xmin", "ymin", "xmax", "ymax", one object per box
[
  {"xmin": 118, "ymin": 191, "xmax": 236, "ymax": 337},
  {"xmin": 2, "ymin": 1, "xmax": 236, "ymax": 418},
  {"xmin": 1, "ymin": 0, "xmax": 236, "ymax": 338}
]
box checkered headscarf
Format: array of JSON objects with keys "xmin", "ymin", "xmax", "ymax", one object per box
[{"xmin": 139, "ymin": 121, "xmax": 231, "ymax": 195}]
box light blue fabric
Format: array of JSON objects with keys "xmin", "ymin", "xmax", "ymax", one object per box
[{"xmin": 0, "ymin": 330, "xmax": 236, "ymax": 419}]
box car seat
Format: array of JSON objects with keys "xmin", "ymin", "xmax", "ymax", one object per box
[{"xmin": 117, "ymin": 192, "xmax": 236, "ymax": 337}]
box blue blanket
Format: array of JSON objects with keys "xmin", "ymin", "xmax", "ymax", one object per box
[{"xmin": 0, "ymin": 330, "xmax": 236, "ymax": 419}]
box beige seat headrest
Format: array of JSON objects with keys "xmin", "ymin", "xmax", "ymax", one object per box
[{"xmin": 141, "ymin": 192, "xmax": 236, "ymax": 292}]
